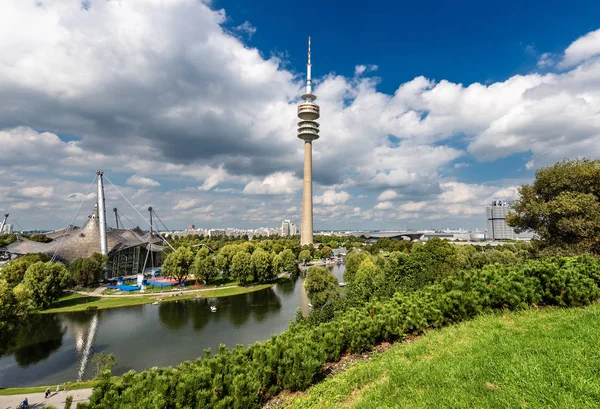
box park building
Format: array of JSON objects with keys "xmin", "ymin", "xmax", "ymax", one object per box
[{"xmin": 2, "ymin": 204, "xmax": 163, "ymax": 278}]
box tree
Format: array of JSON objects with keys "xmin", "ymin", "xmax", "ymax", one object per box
[
  {"xmin": 162, "ymin": 246, "xmax": 195, "ymax": 286},
  {"xmin": 343, "ymin": 250, "xmax": 369, "ymax": 283},
  {"xmin": 304, "ymin": 266, "xmax": 340, "ymax": 308},
  {"xmin": 69, "ymin": 253, "xmax": 107, "ymax": 287},
  {"xmin": 272, "ymin": 253, "xmax": 283, "ymax": 276},
  {"xmin": 320, "ymin": 246, "xmax": 333, "ymax": 259},
  {"xmin": 346, "ymin": 258, "xmax": 388, "ymax": 303},
  {"xmin": 22, "ymin": 261, "xmax": 71, "ymax": 308},
  {"xmin": 230, "ymin": 251, "xmax": 252, "ymax": 284},
  {"xmin": 251, "ymin": 248, "xmax": 274, "ymax": 283},
  {"xmin": 507, "ymin": 159, "xmax": 600, "ymax": 255},
  {"xmin": 299, "ymin": 250, "xmax": 311, "ymax": 264},
  {"xmin": 214, "ymin": 253, "xmax": 228, "ymax": 275},
  {"xmin": 281, "ymin": 249, "xmax": 298, "ymax": 274},
  {"xmin": 191, "ymin": 247, "xmax": 215, "ymax": 283},
  {"xmin": 1, "ymin": 253, "xmax": 50, "ymax": 287},
  {"xmin": 0, "ymin": 279, "xmax": 31, "ymax": 354},
  {"xmin": 92, "ymin": 352, "xmax": 117, "ymax": 379}
]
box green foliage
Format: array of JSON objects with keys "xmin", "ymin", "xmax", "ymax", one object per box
[
  {"xmin": 230, "ymin": 251, "xmax": 252, "ymax": 284},
  {"xmin": 320, "ymin": 246, "xmax": 333, "ymax": 259},
  {"xmin": 508, "ymin": 158, "xmax": 600, "ymax": 255},
  {"xmin": 1, "ymin": 253, "xmax": 50, "ymax": 287},
  {"xmin": 191, "ymin": 248, "xmax": 215, "ymax": 283},
  {"xmin": 343, "ymin": 250, "xmax": 369, "ymax": 283},
  {"xmin": 214, "ymin": 253, "xmax": 228, "ymax": 274},
  {"xmin": 69, "ymin": 253, "xmax": 107, "ymax": 287},
  {"xmin": 25, "ymin": 233, "xmax": 53, "ymax": 243},
  {"xmin": 0, "ymin": 233, "xmax": 17, "ymax": 246},
  {"xmin": 162, "ymin": 246, "xmax": 195, "ymax": 285},
  {"xmin": 304, "ymin": 266, "xmax": 340, "ymax": 309},
  {"xmin": 251, "ymin": 248, "xmax": 274, "ymax": 283},
  {"xmin": 272, "ymin": 253, "xmax": 283, "ymax": 276},
  {"xmin": 299, "ymin": 250, "xmax": 311, "ymax": 264},
  {"xmin": 346, "ymin": 258, "xmax": 388, "ymax": 304},
  {"xmin": 280, "ymin": 249, "xmax": 297, "ymax": 274},
  {"xmin": 79, "ymin": 256, "xmax": 600, "ymax": 409},
  {"xmin": 0, "ymin": 279, "xmax": 31, "ymax": 354},
  {"xmin": 92, "ymin": 352, "xmax": 117, "ymax": 379},
  {"xmin": 22, "ymin": 261, "xmax": 71, "ymax": 308},
  {"xmin": 64, "ymin": 395, "xmax": 73, "ymax": 409}
]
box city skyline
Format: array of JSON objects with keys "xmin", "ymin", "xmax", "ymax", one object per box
[{"xmin": 1, "ymin": 1, "xmax": 600, "ymax": 231}]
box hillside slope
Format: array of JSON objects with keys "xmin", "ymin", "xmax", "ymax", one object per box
[{"xmin": 283, "ymin": 304, "xmax": 600, "ymax": 408}]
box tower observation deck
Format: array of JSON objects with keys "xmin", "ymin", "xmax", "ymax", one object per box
[{"xmin": 298, "ymin": 37, "xmax": 319, "ymax": 245}]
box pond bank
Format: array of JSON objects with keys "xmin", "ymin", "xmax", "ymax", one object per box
[{"xmin": 42, "ymin": 280, "xmax": 282, "ymax": 314}]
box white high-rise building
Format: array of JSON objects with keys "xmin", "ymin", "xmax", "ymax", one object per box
[
  {"xmin": 1, "ymin": 224, "xmax": 13, "ymax": 234},
  {"xmin": 486, "ymin": 200, "xmax": 515, "ymax": 240},
  {"xmin": 290, "ymin": 223, "xmax": 297, "ymax": 236},
  {"xmin": 281, "ymin": 220, "xmax": 291, "ymax": 237}
]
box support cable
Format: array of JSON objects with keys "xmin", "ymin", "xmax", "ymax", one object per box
[
  {"xmin": 8, "ymin": 216, "xmax": 25, "ymax": 233},
  {"xmin": 103, "ymin": 175, "xmax": 175, "ymax": 251},
  {"xmin": 51, "ymin": 175, "xmax": 98, "ymax": 262}
]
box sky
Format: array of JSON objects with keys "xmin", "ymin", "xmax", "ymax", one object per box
[{"xmin": 1, "ymin": 0, "xmax": 600, "ymax": 232}]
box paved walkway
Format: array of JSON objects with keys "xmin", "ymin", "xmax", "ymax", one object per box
[{"xmin": 0, "ymin": 388, "xmax": 92, "ymax": 409}]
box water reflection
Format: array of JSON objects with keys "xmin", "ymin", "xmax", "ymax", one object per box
[
  {"xmin": 0, "ymin": 265, "xmax": 345, "ymax": 388},
  {"xmin": 11, "ymin": 314, "xmax": 66, "ymax": 367},
  {"xmin": 158, "ymin": 301, "xmax": 190, "ymax": 330}
]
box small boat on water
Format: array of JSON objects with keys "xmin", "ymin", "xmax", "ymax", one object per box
[
  {"xmin": 152, "ymin": 301, "xmax": 159, "ymax": 305},
  {"xmin": 210, "ymin": 306, "xmax": 217, "ymax": 312}
]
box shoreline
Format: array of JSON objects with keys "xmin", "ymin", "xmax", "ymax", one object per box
[{"xmin": 40, "ymin": 278, "xmax": 288, "ymax": 314}]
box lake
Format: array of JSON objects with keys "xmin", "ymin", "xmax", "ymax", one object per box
[{"xmin": 0, "ymin": 264, "xmax": 345, "ymax": 387}]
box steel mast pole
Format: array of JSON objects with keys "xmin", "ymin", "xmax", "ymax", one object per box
[{"xmin": 97, "ymin": 170, "xmax": 108, "ymax": 256}]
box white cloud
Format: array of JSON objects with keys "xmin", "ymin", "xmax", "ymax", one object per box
[
  {"xmin": 560, "ymin": 28, "xmax": 600, "ymax": 68},
  {"xmin": 19, "ymin": 186, "xmax": 54, "ymax": 198},
  {"xmin": 126, "ymin": 175, "xmax": 160, "ymax": 188},
  {"xmin": 243, "ymin": 172, "xmax": 302, "ymax": 195},
  {"xmin": 174, "ymin": 198, "xmax": 198, "ymax": 211},
  {"xmin": 399, "ymin": 201, "xmax": 427, "ymax": 212},
  {"xmin": 314, "ymin": 190, "xmax": 350, "ymax": 206},
  {"xmin": 525, "ymin": 160, "xmax": 535, "ymax": 170},
  {"xmin": 374, "ymin": 201, "xmax": 394, "ymax": 210},
  {"xmin": 235, "ymin": 21, "xmax": 257, "ymax": 39},
  {"xmin": 377, "ymin": 190, "xmax": 398, "ymax": 201}
]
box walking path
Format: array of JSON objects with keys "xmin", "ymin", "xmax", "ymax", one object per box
[{"xmin": 0, "ymin": 388, "xmax": 92, "ymax": 408}]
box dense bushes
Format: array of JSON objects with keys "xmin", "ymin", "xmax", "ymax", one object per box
[{"xmin": 79, "ymin": 255, "xmax": 600, "ymax": 409}]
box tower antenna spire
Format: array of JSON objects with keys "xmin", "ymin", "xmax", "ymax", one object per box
[{"xmin": 306, "ymin": 36, "xmax": 312, "ymax": 95}]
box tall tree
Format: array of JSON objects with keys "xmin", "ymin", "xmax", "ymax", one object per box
[
  {"xmin": 191, "ymin": 247, "xmax": 215, "ymax": 283},
  {"xmin": 320, "ymin": 246, "xmax": 333, "ymax": 259},
  {"xmin": 1, "ymin": 253, "xmax": 50, "ymax": 287},
  {"xmin": 304, "ymin": 266, "xmax": 340, "ymax": 309},
  {"xmin": 69, "ymin": 253, "xmax": 107, "ymax": 287},
  {"xmin": 230, "ymin": 251, "xmax": 252, "ymax": 284},
  {"xmin": 507, "ymin": 159, "xmax": 600, "ymax": 254},
  {"xmin": 0, "ymin": 279, "xmax": 31, "ymax": 354},
  {"xmin": 162, "ymin": 246, "xmax": 195, "ymax": 286},
  {"xmin": 251, "ymin": 248, "xmax": 273, "ymax": 283},
  {"xmin": 280, "ymin": 249, "xmax": 298, "ymax": 274},
  {"xmin": 22, "ymin": 261, "xmax": 71, "ymax": 308},
  {"xmin": 298, "ymin": 250, "xmax": 311, "ymax": 264}
]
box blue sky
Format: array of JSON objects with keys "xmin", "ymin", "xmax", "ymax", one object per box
[{"xmin": 0, "ymin": 0, "xmax": 599, "ymax": 231}]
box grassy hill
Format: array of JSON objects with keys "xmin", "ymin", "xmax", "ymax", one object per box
[{"xmin": 282, "ymin": 303, "xmax": 600, "ymax": 408}]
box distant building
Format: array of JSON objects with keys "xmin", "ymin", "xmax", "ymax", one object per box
[
  {"xmin": 486, "ymin": 200, "xmax": 515, "ymax": 240},
  {"xmin": 281, "ymin": 220, "xmax": 291, "ymax": 237},
  {"xmin": 1, "ymin": 224, "xmax": 13, "ymax": 234},
  {"xmin": 187, "ymin": 224, "xmax": 195, "ymax": 231},
  {"xmin": 290, "ymin": 223, "xmax": 297, "ymax": 236}
]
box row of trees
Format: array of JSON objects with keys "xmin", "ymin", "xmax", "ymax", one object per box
[{"xmin": 162, "ymin": 245, "xmax": 300, "ymax": 285}]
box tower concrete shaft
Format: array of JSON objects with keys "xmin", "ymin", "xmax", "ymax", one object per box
[
  {"xmin": 301, "ymin": 141, "xmax": 313, "ymax": 245},
  {"xmin": 297, "ymin": 36, "xmax": 320, "ymax": 246}
]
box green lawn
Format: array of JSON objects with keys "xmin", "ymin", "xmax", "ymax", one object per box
[
  {"xmin": 285, "ymin": 303, "xmax": 600, "ymax": 409},
  {"xmin": 0, "ymin": 380, "xmax": 95, "ymax": 396},
  {"xmin": 41, "ymin": 282, "xmax": 278, "ymax": 313}
]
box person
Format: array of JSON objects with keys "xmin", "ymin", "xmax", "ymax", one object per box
[
  {"xmin": 45, "ymin": 387, "xmax": 51, "ymax": 398},
  {"xmin": 56, "ymin": 385, "xmax": 61, "ymax": 393},
  {"xmin": 18, "ymin": 397, "xmax": 28, "ymax": 408}
]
